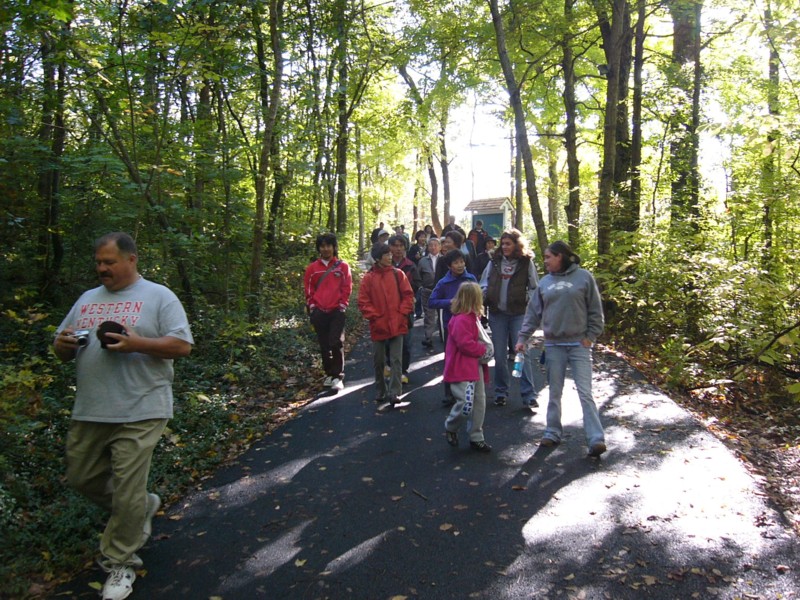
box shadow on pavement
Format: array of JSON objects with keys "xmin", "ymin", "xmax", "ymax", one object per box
[{"xmin": 54, "ymin": 321, "xmax": 800, "ymax": 599}]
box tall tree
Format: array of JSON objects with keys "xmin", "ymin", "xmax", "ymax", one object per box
[
  {"xmin": 248, "ymin": 0, "xmax": 284, "ymax": 309},
  {"xmin": 562, "ymin": 0, "xmax": 581, "ymax": 249},
  {"xmin": 595, "ymin": 0, "xmax": 627, "ymax": 266},
  {"xmin": 487, "ymin": 0, "xmax": 548, "ymax": 256},
  {"xmin": 36, "ymin": 15, "xmax": 70, "ymax": 298},
  {"xmin": 761, "ymin": 0, "xmax": 780, "ymax": 272},
  {"xmin": 668, "ymin": 0, "xmax": 702, "ymax": 231}
]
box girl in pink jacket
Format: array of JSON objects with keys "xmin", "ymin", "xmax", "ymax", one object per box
[{"xmin": 444, "ymin": 282, "xmax": 492, "ymax": 452}]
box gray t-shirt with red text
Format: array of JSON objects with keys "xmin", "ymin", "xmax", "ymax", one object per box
[{"xmin": 56, "ymin": 277, "xmax": 194, "ymax": 423}]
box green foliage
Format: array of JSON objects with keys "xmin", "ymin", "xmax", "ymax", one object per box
[
  {"xmin": 0, "ymin": 255, "xmax": 359, "ymax": 597},
  {"xmin": 602, "ymin": 231, "xmax": 800, "ymax": 399}
]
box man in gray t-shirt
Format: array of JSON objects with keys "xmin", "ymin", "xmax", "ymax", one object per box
[{"xmin": 54, "ymin": 232, "xmax": 193, "ymax": 600}]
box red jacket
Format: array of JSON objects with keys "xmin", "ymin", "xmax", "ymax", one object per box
[
  {"xmin": 358, "ymin": 264, "xmax": 415, "ymax": 341},
  {"xmin": 443, "ymin": 312, "xmax": 489, "ymax": 383},
  {"xmin": 304, "ymin": 258, "xmax": 352, "ymax": 312}
]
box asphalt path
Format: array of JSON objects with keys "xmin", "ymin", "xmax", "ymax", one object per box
[{"xmin": 55, "ymin": 319, "xmax": 800, "ymax": 599}]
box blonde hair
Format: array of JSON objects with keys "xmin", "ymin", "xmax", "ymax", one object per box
[{"xmin": 450, "ymin": 282, "xmax": 483, "ymax": 316}]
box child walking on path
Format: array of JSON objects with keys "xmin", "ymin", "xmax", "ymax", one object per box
[
  {"xmin": 358, "ymin": 242, "xmax": 415, "ymax": 406},
  {"xmin": 444, "ymin": 282, "xmax": 493, "ymax": 452}
]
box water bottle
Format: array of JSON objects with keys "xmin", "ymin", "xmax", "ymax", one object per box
[{"xmin": 512, "ymin": 352, "xmax": 525, "ymax": 378}]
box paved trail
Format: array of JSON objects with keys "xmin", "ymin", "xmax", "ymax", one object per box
[{"xmin": 56, "ymin": 321, "xmax": 800, "ymax": 599}]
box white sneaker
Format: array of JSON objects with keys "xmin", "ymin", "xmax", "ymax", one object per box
[
  {"xmin": 322, "ymin": 376, "xmax": 334, "ymax": 387},
  {"xmin": 330, "ymin": 377, "xmax": 344, "ymax": 390},
  {"xmin": 143, "ymin": 492, "xmax": 161, "ymax": 540},
  {"xmin": 102, "ymin": 564, "xmax": 136, "ymax": 600}
]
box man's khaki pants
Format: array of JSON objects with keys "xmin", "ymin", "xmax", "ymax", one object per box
[{"xmin": 66, "ymin": 418, "xmax": 167, "ymax": 566}]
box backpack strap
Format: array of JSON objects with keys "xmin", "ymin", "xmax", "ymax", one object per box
[{"xmin": 314, "ymin": 260, "xmax": 341, "ymax": 290}]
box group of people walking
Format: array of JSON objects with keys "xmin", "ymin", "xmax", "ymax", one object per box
[
  {"xmin": 51, "ymin": 226, "xmax": 605, "ymax": 600},
  {"xmin": 305, "ymin": 225, "xmax": 607, "ymax": 460}
]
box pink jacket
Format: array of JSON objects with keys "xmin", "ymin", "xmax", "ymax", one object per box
[{"xmin": 443, "ymin": 313, "xmax": 489, "ymax": 383}]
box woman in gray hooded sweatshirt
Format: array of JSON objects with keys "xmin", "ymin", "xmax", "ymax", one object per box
[{"xmin": 515, "ymin": 241, "xmax": 606, "ymax": 457}]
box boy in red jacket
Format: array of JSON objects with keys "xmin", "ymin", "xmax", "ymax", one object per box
[{"xmin": 304, "ymin": 233, "xmax": 353, "ymax": 390}]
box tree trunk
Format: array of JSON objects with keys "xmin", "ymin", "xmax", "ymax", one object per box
[
  {"xmin": 562, "ymin": 0, "xmax": 581, "ymax": 249},
  {"xmin": 356, "ymin": 124, "xmax": 366, "ymax": 256},
  {"xmin": 761, "ymin": 1, "xmax": 779, "ymax": 273},
  {"xmin": 248, "ymin": 0, "xmax": 284, "ymax": 308},
  {"xmin": 427, "ymin": 155, "xmax": 441, "ymax": 234},
  {"xmin": 514, "ymin": 133, "xmax": 523, "ymax": 230},
  {"xmin": 546, "ymin": 137, "xmax": 559, "ymax": 228},
  {"xmin": 438, "ymin": 121, "xmax": 451, "ymax": 223},
  {"xmin": 333, "ymin": 0, "xmax": 349, "ymax": 234},
  {"xmin": 487, "ymin": 0, "xmax": 548, "ymax": 257},
  {"xmin": 266, "ymin": 135, "xmax": 284, "ymax": 252},
  {"xmin": 629, "ymin": 0, "xmax": 645, "ymax": 231},
  {"xmin": 596, "ymin": 0, "xmax": 626, "ymax": 268},
  {"xmin": 399, "ymin": 64, "xmax": 443, "ymax": 234},
  {"xmin": 668, "ymin": 0, "xmax": 702, "ymax": 230},
  {"xmin": 36, "ymin": 27, "xmax": 67, "ymax": 299}
]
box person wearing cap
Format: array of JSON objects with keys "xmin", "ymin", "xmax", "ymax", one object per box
[
  {"xmin": 53, "ymin": 232, "xmax": 193, "ymax": 600},
  {"xmin": 370, "ymin": 221, "xmax": 386, "ymax": 244},
  {"xmin": 363, "ymin": 229, "xmax": 390, "ymax": 268},
  {"xmin": 304, "ymin": 232, "xmax": 353, "ymax": 391},
  {"xmin": 358, "ymin": 242, "xmax": 415, "ymax": 406}
]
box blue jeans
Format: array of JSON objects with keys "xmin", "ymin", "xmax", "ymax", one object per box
[
  {"xmin": 488, "ymin": 311, "xmax": 543, "ymax": 403},
  {"xmin": 543, "ymin": 345, "xmax": 604, "ymax": 447}
]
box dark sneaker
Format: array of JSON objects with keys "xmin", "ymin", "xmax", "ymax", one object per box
[
  {"xmin": 388, "ymin": 395, "xmax": 400, "ymax": 406},
  {"xmin": 101, "ymin": 564, "xmax": 136, "ymax": 600},
  {"xmin": 588, "ymin": 442, "xmax": 607, "ymax": 457},
  {"xmin": 470, "ymin": 440, "xmax": 492, "ymax": 453},
  {"xmin": 442, "ymin": 396, "xmax": 455, "ymax": 407},
  {"xmin": 522, "ymin": 398, "xmax": 539, "ymax": 408},
  {"xmin": 446, "ymin": 431, "xmax": 459, "ymax": 446},
  {"xmin": 493, "ymin": 396, "xmax": 506, "ymax": 407},
  {"xmin": 539, "ymin": 437, "xmax": 558, "ymax": 448},
  {"xmin": 421, "ymin": 339, "xmax": 433, "ymax": 348}
]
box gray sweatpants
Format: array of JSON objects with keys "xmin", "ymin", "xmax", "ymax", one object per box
[
  {"xmin": 445, "ymin": 379, "xmax": 486, "ymax": 442},
  {"xmin": 420, "ymin": 287, "xmax": 437, "ymax": 343},
  {"xmin": 373, "ymin": 336, "xmax": 403, "ymax": 400}
]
